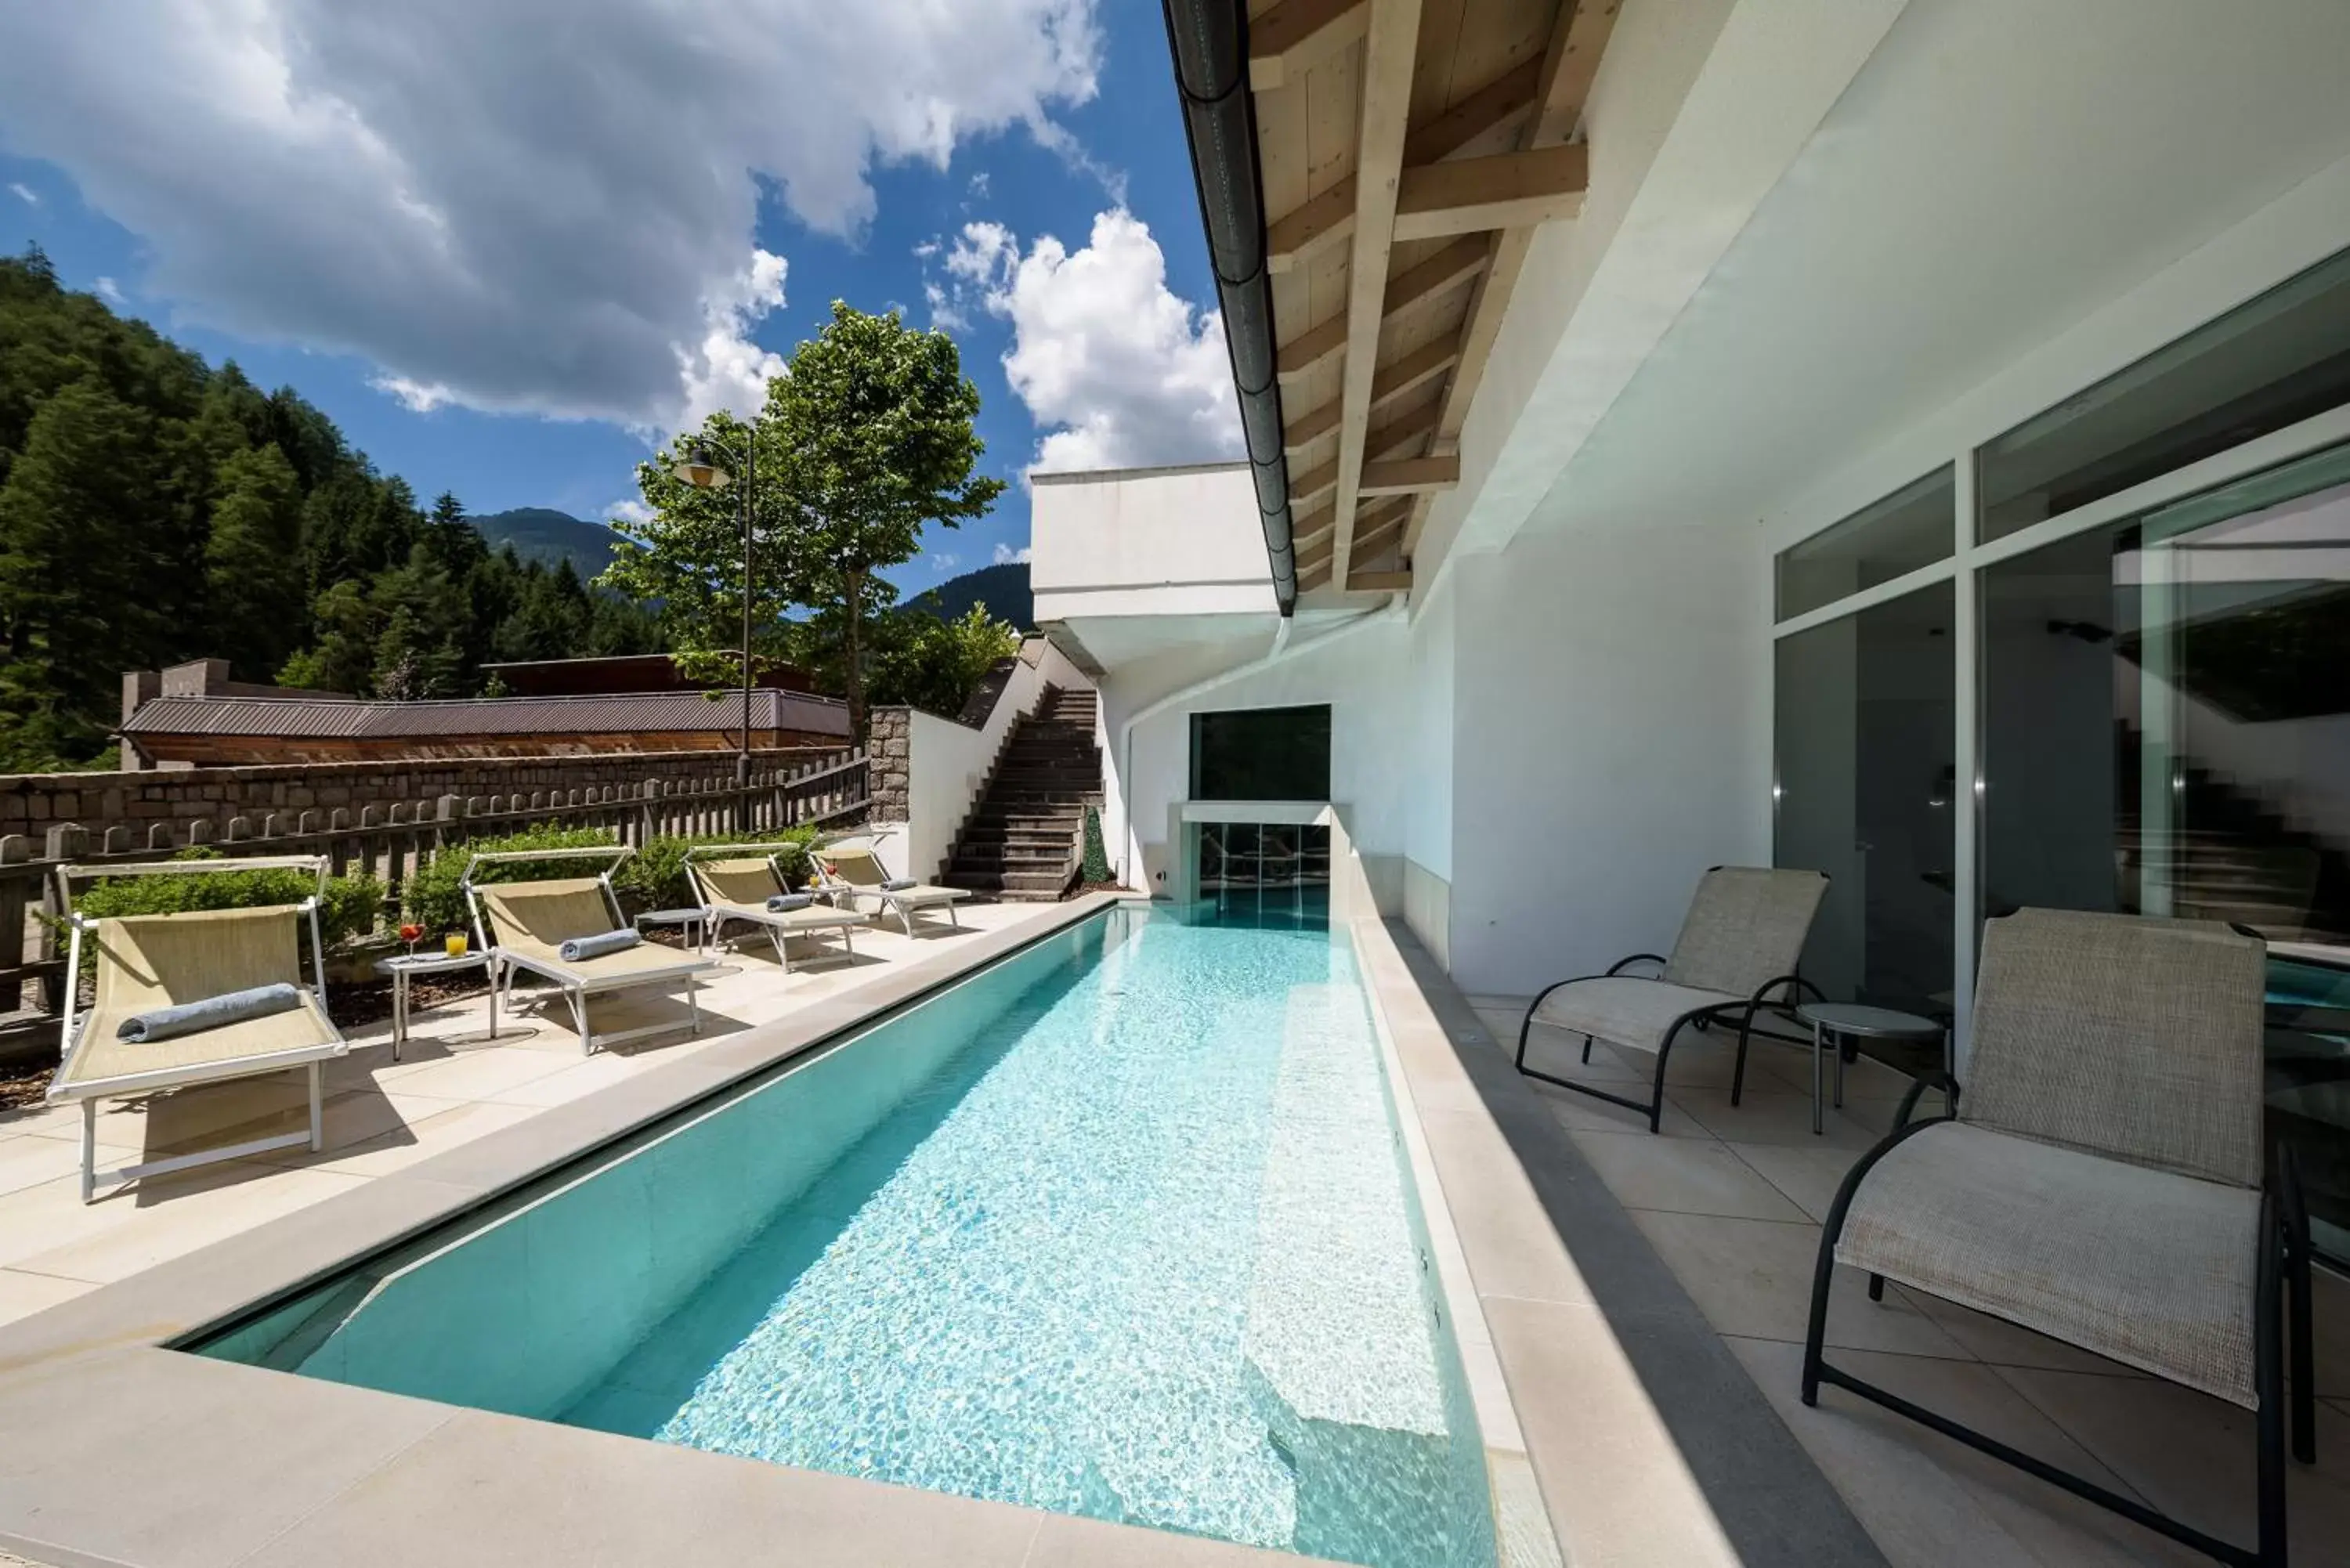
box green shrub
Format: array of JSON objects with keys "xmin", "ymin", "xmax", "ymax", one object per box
[
  {"xmin": 63, "ymin": 847, "xmax": 385, "ymax": 951},
  {"xmin": 400, "ymin": 822, "xmax": 823, "ymax": 931},
  {"xmin": 616, "ymin": 826, "xmax": 822, "ymax": 911},
  {"xmin": 402, "ymin": 825, "xmax": 620, "ymax": 935},
  {"xmin": 1080, "ymin": 805, "xmax": 1111, "ymax": 885}
]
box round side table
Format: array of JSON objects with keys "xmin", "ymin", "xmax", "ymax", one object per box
[
  {"xmin": 1794, "ymin": 1003, "xmax": 1950, "ymax": 1136},
  {"xmin": 634, "ymin": 907, "xmax": 710, "ymax": 952},
  {"xmin": 375, "ymin": 950, "xmax": 497, "ymax": 1061}
]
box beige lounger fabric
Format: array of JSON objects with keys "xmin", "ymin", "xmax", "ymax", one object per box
[
  {"xmin": 475, "ymin": 880, "xmax": 711, "ymax": 984},
  {"xmin": 1962, "ymin": 908, "xmax": 2265, "ymax": 1186},
  {"xmin": 1835, "ymin": 909, "xmax": 2269, "ymax": 1410},
  {"xmin": 1531, "ymin": 976, "xmax": 1744, "ymax": 1053},
  {"xmin": 693, "ymin": 859, "xmax": 863, "ymax": 936},
  {"xmin": 817, "ymin": 845, "xmax": 965, "ymax": 907},
  {"xmin": 60, "ymin": 907, "xmax": 338, "ymax": 1089},
  {"xmin": 1530, "ymin": 866, "xmax": 1826, "ymax": 1055},
  {"xmin": 1661, "ymin": 865, "xmax": 1830, "ymax": 997}
]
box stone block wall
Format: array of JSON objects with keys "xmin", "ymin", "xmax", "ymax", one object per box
[
  {"xmin": 867, "ymin": 706, "xmax": 911, "ymax": 822},
  {"xmin": 0, "ymin": 746, "xmax": 848, "ymax": 847}
]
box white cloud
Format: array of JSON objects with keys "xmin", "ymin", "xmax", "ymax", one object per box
[
  {"xmin": 0, "ymin": 1, "xmax": 1103, "ymax": 432},
  {"xmin": 942, "ymin": 209, "xmax": 1241, "ymax": 473},
  {"xmin": 606, "ymin": 497, "xmax": 656, "ymax": 527},
  {"xmin": 6, "ymin": 182, "xmax": 35, "ymax": 205},
  {"xmin": 992, "ymin": 542, "xmax": 1032, "ymax": 565},
  {"xmin": 94, "ymin": 276, "xmax": 125, "ymax": 305},
  {"xmin": 929, "ymin": 551, "xmax": 960, "ymax": 570}
]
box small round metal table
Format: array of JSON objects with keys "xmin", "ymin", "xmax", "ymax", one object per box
[
  {"xmin": 375, "ymin": 951, "xmax": 497, "ymax": 1061},
  {"xmin": 1794, "ymin": 1003, "xmax": 1949, "ymax": 1136},
  {"xmin": 634, "ymin": 906, "xmax": 710, "ymax": 952}
]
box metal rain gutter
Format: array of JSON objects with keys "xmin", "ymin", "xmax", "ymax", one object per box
[{"xmin": 1162, "ymin": 0, "xmax": 1296, "ymax": 616}]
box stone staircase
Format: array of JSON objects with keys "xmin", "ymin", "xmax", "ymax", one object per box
[{"xmin": 940, "ymin": 685, "xmax": 1102, "ymax": 901}]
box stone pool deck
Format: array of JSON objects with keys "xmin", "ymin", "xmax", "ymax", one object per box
[
  {"xmin": 0, "ymin": 902, "xmax": 1045, "ymax": 1324},
  {"xmin": 2, "ymin": 889, "xmax": 2326, "ymax": 1568},
  {"xmin": 1463, "ymin": 974, "xmax": 2350, "ymax": 1566}
]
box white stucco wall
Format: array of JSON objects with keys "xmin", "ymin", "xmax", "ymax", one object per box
[
  {"xmin": 1441, "ymin": 520, "xmax": 1771, "ymax": 1000},
  {"xmin": 1401, "ymin": 576, "xmax": 1458, "ymax": 965},
  {"xmin": 1104, "ymin": 606, "xmax": 1414, "ymax": 907},
  {"xmin": 1031, "ymin": 463, "xmax": 1278, "ymax": 623}
]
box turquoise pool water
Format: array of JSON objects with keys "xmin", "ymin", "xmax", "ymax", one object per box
[{"xmin": 194, "ymin": 904, "xmax": 1495, "ymax": 1567}]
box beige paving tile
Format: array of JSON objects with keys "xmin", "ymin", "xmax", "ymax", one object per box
[
  {"xmin": 1627, "ymin": 1209, "xmax": 1972, "ymax": 1359},
  {"xmin": 246, "ymin": 1097, "xmax": 543, "ymax": 1179},
  {"xmin": 161, "ymin": 1086, "xmax": 465, "ymax": 1163},
  {"xmin": 1670, "ymin": 1086, "xmax": 1885, "ymax": 1150},
  {"xmin": 481, "ymin": 1048, "xmax": 669, "ymax": 1108},
  {"xmin": 0, "ymin": 1266, "xmax": 96, "ymax": 1328},
  {"xmin": 1514, "ymin": 1025, "xmax": 1647, "ymax": 1085},
  {"xmin": 368, "ymin": 1039, "xmax": 586, "ymax": 1100},
  {"xmin": 1525, "ymin": 1078, "xmax": 1708, "ymax": 1137},
  {"xmin": 1724, "ymin": 1336, "xmax": 2196, "ymax": 1568},
  {"xmin": 1723, "ymin": 1140, "xmax": 1862, "ymax": 1223},
  {"xmin": 6, "ymin": 1161, "xmax": 371, "ymax": 1284},
  {"xmin": 1567, "ymin": 1127, "xmax": 1811, "ymax": 1223},
  {"xmin": 0, "ymin": 1347, "xmax": 456, "ymax": 1568},
  {"xmin": 1893, "ymin": 1285, "xmax": 2150, "ymax": 1379},
  {"xmin": 234, "ymin": 1407, "xmax": 1044, "ymax": 1568},
  {"xmin": 30, "ymin": 1074, "xmax": 314, "ymax": 1157},
  {"xmin": 1481, "ymin": 1295, "xmax": 1745, "ymax": 1567},
  {"xmin": 1996, "ymin": 1364, "xmax": 2350, "ymax": 1563},
  {"xmin": 0, "ymin": 1130, "xmax": 139, "ymax": 1198},
  {"xmin": 1025, "ymin": 1513, "xmax": 1300, "ymax": 1566},
  {"xmin": 1416, "ymin": 1107, "xmax": 1594, "ymax": 1307}
]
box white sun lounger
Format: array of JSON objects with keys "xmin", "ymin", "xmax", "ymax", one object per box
[
  {"xmin": 464, "ymin": 847, "xmax": 716, "ymax": 1056},
  {"xmin": 685, "ymin": 844, "xmax": 864, "ymax": 973},
  {"xmin": 47, "ymin": 856, "xmax": 348, "ymax": 1203},
  {"xmin": 810, "ymin": 834, "xmax": 971, "ymax": 936}
]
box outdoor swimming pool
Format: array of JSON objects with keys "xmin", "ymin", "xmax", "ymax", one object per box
[{"xmin": 192, "ymin": 903, "xmax": 1496, "ymax": 1567}]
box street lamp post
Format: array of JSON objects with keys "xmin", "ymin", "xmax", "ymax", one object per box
[{"xmin": 671, "ymin": 432, "xmax": 758, "ymax": 818}]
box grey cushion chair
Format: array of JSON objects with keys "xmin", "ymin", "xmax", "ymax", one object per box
[
  {"xmin": 1513, "ymin": 865, "xmax": 1830, "ymax": 1133},
  {"xmin": 1804, "ymin": 909, "xmax": 2316, "ymax": 1567}
]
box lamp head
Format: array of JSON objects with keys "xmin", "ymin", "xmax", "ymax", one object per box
[{"xmin": 670, "ymin": 441, "xmax": 732, "ymax": 490}]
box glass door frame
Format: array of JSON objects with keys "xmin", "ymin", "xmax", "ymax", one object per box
[{"xmin": 1771, "ymin": 399, "xmax": 2350, "ymax": 1075}]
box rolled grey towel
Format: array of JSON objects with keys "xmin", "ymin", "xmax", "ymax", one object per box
[
  {"xmin": 558, "ymin": 930, "xmax": 642, "ymax": 963},
  {"xmin": 880, "ymin": 877, "xmax": 918, "ymax": 893},
  {"xmin": 765, "ymin": 893, "xmax": 815, "ymax": 912},
  {"xmin": 118, "ymin": 982, "xmax": 302, "ymax": 1043}
]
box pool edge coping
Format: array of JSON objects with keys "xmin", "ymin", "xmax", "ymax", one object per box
[
  {"xmin": 0, "ymin": 893, "xmax": 1354, "ymax": 1568},
  {"xmin": 1344, "ymin": 904, "xmax": 1892, "ymax": 1566}
]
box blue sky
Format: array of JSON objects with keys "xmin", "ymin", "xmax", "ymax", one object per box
[{"xmin": 0, "ymin": 0, "xmax": 1240, "ymax": 603}]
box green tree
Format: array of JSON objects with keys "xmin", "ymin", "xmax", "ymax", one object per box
[
  {"xmin": 0, "ymin": 379, "xmax": 168, "ymax": 766},
  {"xmin": 277, "ymin": 579, "xmax": 375, "ymax": 694},
  {"xmin": 769, "ymin": 303, "xmax": 1003, "ymax": 734},
  {"xmin": 204, "ymin": 443, "xmax": 307, "ymax": 678},
  {"xmin": 867, "ymin": 602, "xmax": 1021, "ymax": 717}
]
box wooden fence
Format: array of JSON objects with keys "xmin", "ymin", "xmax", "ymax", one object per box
[{"xmin": 0, "ymin": 748, "xmax": 869, "ymax": 1060}]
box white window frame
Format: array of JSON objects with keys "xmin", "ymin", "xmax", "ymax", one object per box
[{"xmin": 1770, "ymin": 398, "xmax": 2350, "ymax": 1074}]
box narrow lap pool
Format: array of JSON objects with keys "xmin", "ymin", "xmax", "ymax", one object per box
[{"xmin": 193, "ymin": 903, "xmax": 1496, "ymax": 1567}]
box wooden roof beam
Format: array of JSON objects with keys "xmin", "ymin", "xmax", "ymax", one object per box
[
  {"xmin": 1359, "ymin": 454, "xmax": 1459, "ymax": 496},
  {"xmin": 1277, "ymin": 237, "xmax": 1490, "ymax": 384},
  {"xmin": 1267, "ymin": 179, "xmax": 1355, "ymax": 275},
  {"xmin": 1290, "ymin": 402, "xmax": 1443, "ymax": 501},
  {"xmin": 1346, "ymin": 569, "xmax": 1414, "ymax": 592},
  {"xmin": 1284, "ymin": 339, "xmax": 1457, "ymax": 452},
  {"xmin": 1318, "ymin": 0, "xmax": 1416, "ymax": 595},
  {"xmin": 1402, "ymin": 57, "xmax": 1542, "ymax": 167},
  {"xmin": 1249, "ymin": 0, "xmax": 1368, "ymax": 90},
  {"xmin": 1393, "ymin": 145, "xmax": 1588, "ymax": 242},
  {"xmin": 1421, "ymin": 0, "xmax": 1623, "ymax": 564}
]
